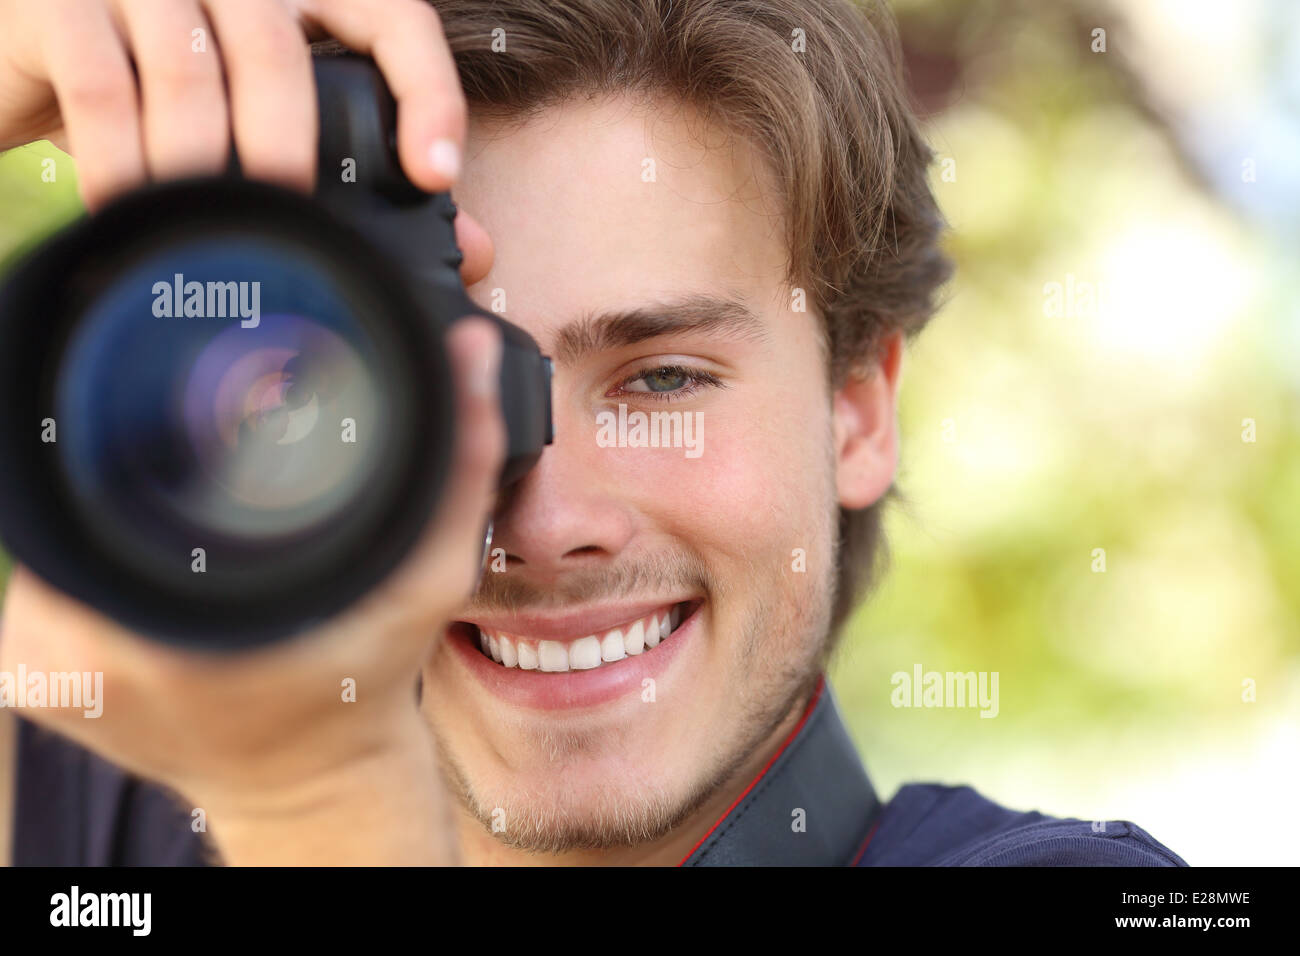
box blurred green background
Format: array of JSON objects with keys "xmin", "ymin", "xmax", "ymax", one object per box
[
  {"xmin": 0, "ymin": 0, "xmax": 1296, "ymax": 865},
  {"xmin": 0, "ymin": 144, "xmax": 83, "ymax": 590},
  {"xmin": 829, "ymin": 0, "xmax": 1300, "ymax": 867}
]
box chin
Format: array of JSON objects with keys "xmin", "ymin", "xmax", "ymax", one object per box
[{"xmin": 451, "ymin": 746, "xmax": 701, "ymax": 853}]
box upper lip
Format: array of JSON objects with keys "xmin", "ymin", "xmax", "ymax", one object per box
[{"xmin": 460, "ymin": 599, "xmax": 694, "ymax": 641}]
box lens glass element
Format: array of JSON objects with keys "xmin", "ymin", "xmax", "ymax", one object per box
[{"xmin": 56, "ymin": 236, "xmax": 387, "ymax": 549}]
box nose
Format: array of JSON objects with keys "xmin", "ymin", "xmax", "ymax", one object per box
[{"xmin": 489, "ymin": 421, "xmax": 636, "ymax": 582}]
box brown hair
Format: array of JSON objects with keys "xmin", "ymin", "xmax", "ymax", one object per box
[{"xmin": 358, "ymin": 0, "xmax": 952, "ymax": 636}]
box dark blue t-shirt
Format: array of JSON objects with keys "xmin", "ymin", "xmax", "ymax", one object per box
[{"xmin": 855, "ymin": 783, "xmax": 1186, "ymax": 866}]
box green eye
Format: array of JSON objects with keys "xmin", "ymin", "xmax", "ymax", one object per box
[
  {"xmin": 642, "ymin": 368, "xmax": 689, "ymax": 392},
  {"xmin": 616, "ymin": 363, "xmax": 725, "ymax": 402}
]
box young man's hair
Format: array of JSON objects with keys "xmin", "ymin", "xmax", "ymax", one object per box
[{"xmin": 328, "ymin": 0, "xmax": 953, "ymax": 638}]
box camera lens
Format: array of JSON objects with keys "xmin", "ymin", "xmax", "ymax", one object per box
[
  {"xmin": 25, "ymin": 195, "xmax": 453, "ymax": 634},
  {"xmin": 0, "ymin": 176, "xmax": 468, "ymax": 646},
  {"xmin": 55, "ymin": 238, "xmax": 385, "ymax": 569}
]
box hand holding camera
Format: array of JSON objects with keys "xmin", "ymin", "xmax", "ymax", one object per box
[{"xmin": 0, "ymin": 0, "xmax": 549, "ymax": 862}]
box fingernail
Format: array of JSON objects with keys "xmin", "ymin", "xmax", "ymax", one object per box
[{"xmin": 429, "ymin": 138, "xmax": 461, "ymax": 181}]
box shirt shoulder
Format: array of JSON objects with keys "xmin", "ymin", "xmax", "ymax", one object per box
[
  {"xmin": 12, "ymin": 716, "xmax": 209, "ymax": 866},
  {"xmin": 857, "ymin": 783, "xmax": 1188, "ymax": 867}
]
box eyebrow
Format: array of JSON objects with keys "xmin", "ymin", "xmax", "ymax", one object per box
[{"xmin": 549, "ymin": 293, "xmax": 770, "ymax": 367}]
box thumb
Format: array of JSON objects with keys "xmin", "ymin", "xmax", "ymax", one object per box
[{"xmin": 382, "ymin": 316, "xmax": 505, "ymax": 604}]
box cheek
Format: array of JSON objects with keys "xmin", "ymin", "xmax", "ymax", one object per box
[{"xmin": 602, "ymin": 394, "xmax": 836, "ymax": 578}]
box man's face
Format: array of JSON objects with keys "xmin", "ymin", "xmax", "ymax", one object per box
[{"xmin": 422, "ymin": 94, "xmax": 867, "ymax": 858}]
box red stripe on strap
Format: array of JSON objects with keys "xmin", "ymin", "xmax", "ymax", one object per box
[
  {"xmin": 677, "ymin": 674, "xmax": 827, "ymax": 866},
  {"xmin": 850, "ymin": 818, "xmax": 879, "ymax": 866}
]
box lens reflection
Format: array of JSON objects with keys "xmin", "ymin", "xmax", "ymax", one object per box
[
  {"xmin": 56, "ymin": 237, "xmax": 386, "ymax": 549},
  {"xmin": 180, "ymin": 313, "xmax": 377, "ymax": 535}
]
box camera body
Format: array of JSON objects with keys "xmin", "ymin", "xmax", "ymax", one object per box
[{"xmin": 0, "ymin": 56, "xmax": 552, "ymax": 649}]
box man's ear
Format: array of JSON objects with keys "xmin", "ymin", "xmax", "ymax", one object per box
[{"xmin": 832, "ymin": 331, "xmax": 904, "ymax": 509}]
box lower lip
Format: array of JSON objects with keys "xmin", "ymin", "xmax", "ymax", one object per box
[{"xmin": 446, "ymin": 604, "xmax": 702, "ymax": 711}]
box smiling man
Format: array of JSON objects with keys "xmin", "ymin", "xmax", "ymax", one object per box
[
  {"xmin": 0, "ymin": 0, "xmax": 1185, "ymax": 867},
  {"xmin": 427, "ymin": 85, "xmax": 871, "ymax": 862}
]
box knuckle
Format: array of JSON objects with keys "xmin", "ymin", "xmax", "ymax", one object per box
[
  {"xmin": 240, "ymin": 13, "xmax": 307, "ymax": 66},
  {"xmin": 59, "ymin": 68, "xmax": 134, "ymax": 117},
  {"xmin": 146, "ymin": 51, "xmax": 220, "ymax": 98}
]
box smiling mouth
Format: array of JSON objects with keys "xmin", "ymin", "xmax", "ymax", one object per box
[{"xmin": 467, "ymin": 600, "xmax": 698, "ymax": 673}]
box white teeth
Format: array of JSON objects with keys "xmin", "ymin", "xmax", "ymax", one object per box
[
  {"xmin": 601, "ymin": 630, "xmax": 626, "ymax": 662},
  {"xmin": 538, "ymin": 640, "xmax": 568, "ymax": 672},
  {"xmin": 517, "ymin": 641, "xmax": 539, "ymax": 670},
  {"xmin": 624, "ymin": 620, "xmax": 645, "ymax": 655},
  {"xmin": 643, "ymin": 615, "xmax": 660, "ymax": 648},
  {"xmin": 569, "ymin": 636, "xmax": 602, "ymax": 670},
  {"xmin": 473, "ymin": 605, "xmax": 690, "ymax": 671}
]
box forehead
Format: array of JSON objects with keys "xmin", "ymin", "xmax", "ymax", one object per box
[{"xmin": 457, "ymin": 94, "xmax": 790, "ymax": 344}]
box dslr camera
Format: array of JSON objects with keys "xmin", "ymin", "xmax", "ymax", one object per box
[{"xmin": 0, "ymin": 56, "xmax": 553, "ymax": 649}]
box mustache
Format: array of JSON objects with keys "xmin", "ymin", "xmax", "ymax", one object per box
[{"xmin": 461, "ymin": 550, "xmax": 723, "ymax": 616}]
